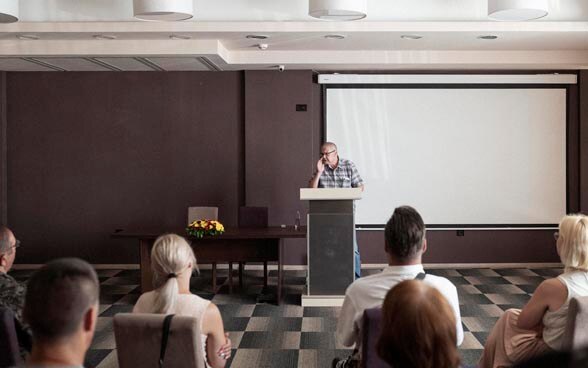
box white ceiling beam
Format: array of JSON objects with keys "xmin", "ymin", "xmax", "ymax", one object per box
[{"xmin": 1, "ymin": 21, "xmax": 588, "ymax": 33}]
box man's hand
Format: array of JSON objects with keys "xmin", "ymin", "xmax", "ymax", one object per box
[{"xmin": 316, "ymin": 158, "xmax": 325, "ymax": 173}]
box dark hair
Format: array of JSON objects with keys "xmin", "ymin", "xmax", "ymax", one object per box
[
  {"xmin": 24, "ymin": 258, "xmax": 99, "ymax": 342},
  {"xmin": 377, "ymin": 280, "xmax": 460, "ymax": 368},
  {"xmin": 384, "ymin": 206, "xmax": 426, "ymax": 261}
]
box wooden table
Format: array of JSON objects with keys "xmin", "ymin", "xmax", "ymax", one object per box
[{"xmin": 112, "ymin": 226, "xmax": 306, "ymax": 304}]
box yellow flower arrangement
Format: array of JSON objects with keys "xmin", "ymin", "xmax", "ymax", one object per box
[{"xmin": 186, "ymin": 219, "xmax": 225, "ymax": 238}]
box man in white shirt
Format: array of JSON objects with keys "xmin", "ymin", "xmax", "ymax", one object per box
[{"xmin": 334, "ymin": 206, "xmax": 463, "ymax": 367}]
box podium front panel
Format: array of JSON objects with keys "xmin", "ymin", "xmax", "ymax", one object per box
[{"xmin": 308, "ymin": 213, "xmax": 354, "ymax": 295}]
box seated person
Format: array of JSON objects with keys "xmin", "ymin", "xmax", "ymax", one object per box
[
  {"xmin": 479, "ymin": 214, "xmax": 588, "ymax": 368},
  {"xmin": 377, "ymin": 280, "xmax": 461, "ymax": 368},
  {"xmin": 0, "ymin": 225, "xmax": 32, "ymax": 355},
  {"xmin": 334, "ymin": 206, "xmax": 463, "ymax": 367},
  {"xmin": 23, "ymin": 258, "xmax": 99, "ymax": 367},
  {"xmin": 133, "ymin": 233, "xmax": 231, "ymax": 368},
  {"xmin": 514, "ymin": 346, "xmax": 588, "ymax": 368}
]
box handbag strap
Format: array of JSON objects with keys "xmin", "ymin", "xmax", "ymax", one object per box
[
  {"xmin": 414, "ymin": 272, "xmax": 426, "ymax": 281},
  {"xmin": 159, "ymin": 314, "xmax": 175, "ymax": 368}
]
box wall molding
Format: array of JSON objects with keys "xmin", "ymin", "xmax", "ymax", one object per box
[{"xmin": 12, "ymin": 262, "xmax": 563, "ymax": 271}]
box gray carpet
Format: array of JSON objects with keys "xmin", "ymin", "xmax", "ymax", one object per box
[{"xmin": 9, "ymin": 266, "xmax": 561, "ymax": 368}]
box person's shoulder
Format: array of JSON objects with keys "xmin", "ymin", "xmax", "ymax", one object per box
[
  {"xmin": 0, "ymin": 272, "xmax": 20, "ymax": 285},
  {"xmin": 345, "ymin": 272, "xmax": 386, "ymax": 295},
  {"xmin": 423, "ymin": 274, "xmax": 458, "ymax": 292},
  {"xmin": 133, "ymin": 291, "xmax": 157, "ymax": 312},
  {"xmin": 339, "ymin": 158, "xmax": 356, "ymax": 166},
  {"xmin": 0, "ymin": 273, "xmax": 25, "ymax": 296},
  {"xmin": 178, "ymin": 293, "xmax": 211, "ymax": 306}
]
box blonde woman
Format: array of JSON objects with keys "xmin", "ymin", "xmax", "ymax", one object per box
[
  {"xmin": 479, "ymin": 214, "xmax": 588, "ymax": 368},
  {"xmin": 133, "ymin": 234, "xmax": 231, "ymax": 368}
]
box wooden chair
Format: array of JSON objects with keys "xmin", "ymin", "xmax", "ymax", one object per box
[
  {"xmin": 562, "ymin": 296, "xmax": 588, "ymax": 350},
  {"xmin": 361, "ymin": 307, "xmax": 390, "ymax": 368},
  {"xmin": 114, "ymin": 313, "xmax": 205, "ymax": 368},
  {"xmin": 237, "ymin": 206, "xmax": 269, "ymax": 288},
  {"xmin": 187, "ymin": 206, "xmax": 218, "ymax": 224}
]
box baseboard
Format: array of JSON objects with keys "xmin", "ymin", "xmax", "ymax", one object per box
[
  {"xmin": 12, "ymin": 262, "xmax": 563, "ymax": 271},
  {"xmin": 301, "ymin": 295, "xmax": 345, "ymax": 307}
]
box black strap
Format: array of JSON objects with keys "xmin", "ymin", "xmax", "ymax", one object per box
[
  {"xmin": 415, "ymin": 272, "xmax": 426, "ymax": 280},
  {"xmin": 159, "ymin": 314, "xmax": 175, "ymax": 368}
]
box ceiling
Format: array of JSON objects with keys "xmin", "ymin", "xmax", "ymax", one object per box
[{"xmin": 1, "ymin": 0, "xmax": 588, "ymax": 71}]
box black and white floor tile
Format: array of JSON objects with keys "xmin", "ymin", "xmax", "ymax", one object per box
[{"xmin": 9, "ymin": 266, "xmax": 562, "ymax": 368}]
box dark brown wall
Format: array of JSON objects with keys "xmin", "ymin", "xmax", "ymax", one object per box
[
  {"xmin": 580, "ymin": 72, "xmax": 588, "ymax": 212},
  {"xmin": 7, "ymin": 72, "xmax": 243, "ymax": 263},
  {"xmin": 0, "ymin": 72, "xmax": 6, "ymax": 225},
  {"xmin": 244, "ymin": 70, "xmax": 319, "ymax": 264},
  {"xmin": 4, "ymin": 70, "xmax": 584, "ymax": 265}
]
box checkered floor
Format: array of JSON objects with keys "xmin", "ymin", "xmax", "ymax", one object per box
[{"xmin": 9, "ymin": 266, "xmax": 563, "ymax": 368}]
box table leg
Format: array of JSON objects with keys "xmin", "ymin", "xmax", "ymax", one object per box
[
  {"xmin": 263, "ymin": 261, "xmax": 268, "ymax": 288},
  {"xmin": 229, "ymin": 262, "xmax": 233, "ymax": 293},
  {"xmin": 140, "ymin": 239, "xmax": 154, "ymax": 293},
  {"xmin": 212, "ymin": 262, "xmax": 217, "ymax": 293},
  {"xmin": 277, "ymin": 239, "xmax": 283, "ymax": 305},
  {"xmin": 239, "ymin": 262, "xmax": 244, "ymax": 288}
]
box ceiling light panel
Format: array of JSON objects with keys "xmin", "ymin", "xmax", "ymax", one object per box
[
  {"xmin": 134, "ymin": 0, "xmax": 193, "ymax": 21},
  {"xmin": 0, "ymin": 58, "xmax": 56, "ymax": 72},
  {"xmin": 309, "ymin": 0, "xmax": 367, "ymax": 21},
  {"xmin": 0, "ymin": 0, "xmax": 18, "ymax": 23},
  {"xmin": 33, "ymin": 58, "xmax": 113, "ymax": 71},
  {"xmin": 145, "ymin": 57, "xmax": 211, "ymax": 71},
  {"xmin": 93, "ymin": 58, "xmax": 155, "ymax": 71},
  {"xmin": 488, "ymin": 0, "xmax": 548, "ymax": 21}
]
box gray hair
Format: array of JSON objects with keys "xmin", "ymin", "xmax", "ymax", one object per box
[{"xmin": 0, "ymin": 226, "xmax": 14, "ymax": 254}]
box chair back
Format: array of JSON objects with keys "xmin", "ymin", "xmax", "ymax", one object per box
[
  {"xmin": 238, "ymin": 206, "xmax": 268, "ymax": 228},
  {"xmin": 0, "ymin": 307, "xmax": 22, "ymax": 367},
  {"xmin": 114, "ymin": 313, "xmax": 205, "ymax": 368},
  {"xmin": 562, "ymin": 296, "xmax": 588, "ymax": 350},
  {"xmin": 362, "ymin": 307, "xmax": 391, "ymax": 368},
  {"xmin": 188, "ymin": 207, "xmax": 218, "ymax": 223}
]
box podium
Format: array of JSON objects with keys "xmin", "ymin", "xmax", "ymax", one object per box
[{"xmin": 300, "ymin": 188, "xmax": 362, "ymax": 306}]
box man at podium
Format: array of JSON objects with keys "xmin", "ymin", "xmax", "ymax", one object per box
[{"xmin": 309, "ymin": 142, "xmax": 364, "ymax": 278}]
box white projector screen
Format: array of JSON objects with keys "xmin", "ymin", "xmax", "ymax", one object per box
[{"xmin": 325, "ymin": 88, "xmax": 567, "ymax": 226}]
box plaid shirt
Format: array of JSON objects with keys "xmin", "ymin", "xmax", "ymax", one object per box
[{"xmin": 318, "ymin": 157, "xmax": 364, "ymax": 188}]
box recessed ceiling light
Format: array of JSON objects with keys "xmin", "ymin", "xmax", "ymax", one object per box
[
  {"xmin": 477, "ymin": 35, "xmax": 498, "ymax": 40},
  {"xmin": 93, "ymin": 34, "xmax": 117, "ymax": 40},
  {"xmin": 16, "ymin": 34, "xmax": 39, "ymax": 40},
  {"xmin": 400, "ymin": 34, "xmax": 422, "ymax": 40},
  {"xmin": 324, "ymin": 34, "xmax": 346, "ymax": 40},
  {"xmin": 169, "ymin": 34, "xmax": 191, "ymax": 40},
  {"xmin": 246, "ymin": 35, "xmax": 269, "ymax": 40}
]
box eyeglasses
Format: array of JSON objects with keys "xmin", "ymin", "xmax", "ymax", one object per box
[
  {"xmin": 553, "ymin": 232, "xmax": 559, "ymax": 241},
  {"xmin": 0, "ymin": 239, "xmax": 19, "ymax": 255},
  {"xmin": 320, "ymin": 149, "xmax": 336, "ymax": 157}
]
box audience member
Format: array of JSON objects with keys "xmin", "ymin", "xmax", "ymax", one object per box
[
  {"xmin": 333, "ymin": 206, "xmax": 463, "ymax": 367},
  {"xmin": 0, "ymin": 225, "xmax": 31, "ymax": 354},
  {"xmin": 479, "ymin": 214, "xmax": 588, "ymax": 367},
  {"xmin": 377, "ymin": 280, "xmax": 461, "ymax": 368},
  {"xmin": 133, "ymin": 233, "xmax": 231, "ymax": 368},
  {"xmin": 23, "ymin": 258, "xmax": 99, "ymax": 367},
  {"xmin": 514, "ymin": 346, "xmax": 588, "ymax": 368}
]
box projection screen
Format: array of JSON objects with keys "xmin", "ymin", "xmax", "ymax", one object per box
[{"xmin": 325, "ymin": 88, "xmax": 567, "ymax": 226}]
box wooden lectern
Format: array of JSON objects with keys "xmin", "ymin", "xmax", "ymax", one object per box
[{"xmin": 300, "ymin": 188, "xmax": 362, "ymax": 306}]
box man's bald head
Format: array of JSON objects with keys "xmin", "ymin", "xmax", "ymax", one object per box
[
  {"xmin": 0, "ymin": 226, "xmax": 15, "ymax": 254},
  {"xmin": 0, "ymin": 226, "xmax": 17, "ymax": 273},
  {"xmin": 321, "ymin": 142, "xmax": 337, "ymax": 151}
]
